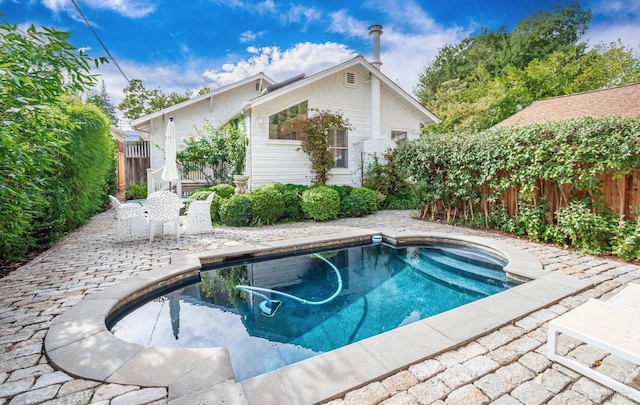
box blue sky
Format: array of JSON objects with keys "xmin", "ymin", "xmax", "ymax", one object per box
[{"xmin": 3, "ymin": 0, "xmax": 640, "ymax": 122}]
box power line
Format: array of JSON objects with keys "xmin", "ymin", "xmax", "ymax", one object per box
[{"xmin": 70, "ymin": 0, "xmax": 130, "ymax": 84}]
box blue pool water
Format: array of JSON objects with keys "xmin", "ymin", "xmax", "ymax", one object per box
[{"xmin": 109, "ymin": 243, "xmax": 519, "ymax": 381}]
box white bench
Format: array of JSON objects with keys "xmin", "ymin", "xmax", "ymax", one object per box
[{"xmin": 547, "ymin": 283, "xmax": 640, "ymax": 402}]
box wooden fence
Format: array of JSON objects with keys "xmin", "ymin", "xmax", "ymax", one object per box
[
  {"xmin": 426, "ymin": 169, "xmax": 640, "ymax": 222},
  {"xmin": 124, "ymin": 141, "xmax": 150, "ymax": 187}
]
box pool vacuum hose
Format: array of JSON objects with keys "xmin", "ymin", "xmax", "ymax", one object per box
[{"xmin": 236, "ymin": 254, "xmax": 343, "ymax": 317}]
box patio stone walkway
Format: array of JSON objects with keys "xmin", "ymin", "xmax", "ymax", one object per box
[{"xmin": 0, "ymin": 210, "xmax": 638, "ymax": 405}]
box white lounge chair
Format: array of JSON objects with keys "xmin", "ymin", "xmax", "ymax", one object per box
[
  {"xmin": 547, "ymin": 283, "xmax": 640, "ymax": 402},
  {"xmin": 184, "ymin": 192, "xmax": 215, "ymax": 235},
  {"xmin": 108, "ymin": 195, "xmax": 148, "ymax": 242},
  {"xmin": 146, "ymin": 191, "xmax": 183, "ymax": 242}
]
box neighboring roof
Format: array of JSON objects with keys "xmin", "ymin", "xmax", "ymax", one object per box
[
  {"xmin": 111, "ymin": 127, "xmax": 147, "ymax": 142},
  {"xmin": 224, "ymin": 55, "xmax": 440, "ymax": 125},
  {"xmin": 495, "ymin": 82, "xmax": 640, "ymax": 128},
  {"xmin": 130, "ymin": 72, "xmax": 275, "ymax": 131}
]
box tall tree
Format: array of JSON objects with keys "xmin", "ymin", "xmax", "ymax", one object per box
[
  {"xmin": 508, "ymin": 3, "xmax": 591, "ymax": 68},
  {"xmin": 416, "ymin": 3, "xmax": 639, "ymax": 133},
  {"xmin": 87, "ymin": 80, "xmax": 118, "ymax": 123},
  {"xmin": 118, "ymin": 78, "xmax": 191, "ymax": 120}
]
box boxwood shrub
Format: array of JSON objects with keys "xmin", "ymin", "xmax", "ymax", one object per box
[
  {"xmin": 219, "ymin": 194, "xmax": 252, "ymax": 226},
  {"xmin": 282, "ymin": 189, "xmax": 304, "ymax": 221},
  {"xmin": 350, "ymin": 187, "xmax": 378, "ymax": 214},
  {"xmin": 339, "ymin": 194, "xmax": 369, "ymax": 218},
  {"xmin": 259, "ymin": 182, "xmax": 287, "ymax": 194},
  {"xmin": 209, "ymin": 184, "xmax": 235, "ymax": 199},
  {"xmin": 301, "ymin": 186, "xmax": 340, "ymax": 221},
  {"xmin": 251, "ymin": 188, "xmax": 284, "ymax": 225}
]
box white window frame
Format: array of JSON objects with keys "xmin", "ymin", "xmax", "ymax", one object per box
[{"xmin": 328, "ymin": 128, "xmax": 348, "ymax": 168}]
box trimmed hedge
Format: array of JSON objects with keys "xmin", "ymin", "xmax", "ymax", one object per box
[
  {"xmin": 251, "ymin": 188, "xmax": 285, "ymax": 225},
  {"xmin": 219, "ymin": 194, "xmax": 252, "ymax": 226},
  {"xmin": 350, "ymin": 187, "xmax": 378, "ymax": 214},
  {"xmin": 339, "ymin": 194, "xmax": 369, "ymax": 218},
  {"xmin": 301, "ymin": 186, "xmax": 340, "ymax": 221}
]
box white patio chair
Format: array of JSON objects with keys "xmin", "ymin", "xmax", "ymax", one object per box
[
  {"xmin": 146, "ymin": 191, "xmax": 183, "ymax": 242},
  {"xmin": 184, "ymin": 192, "xmax": 215, "ymax": 235},
  {"xmin": 108, "ymin": 195, "xmax": 148, "ymax": 242},
  {"xmin": 547, "ymin": 283, "xmax": 640, "ymax": 402}
]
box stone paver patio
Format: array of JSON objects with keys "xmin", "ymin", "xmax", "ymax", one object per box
[{"xmin": 0, "ymin": 210, "xmax": 638, "ymax": 404}]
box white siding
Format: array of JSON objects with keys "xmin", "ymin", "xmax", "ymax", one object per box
[
  {"xmin": 248, "ymin": 67, "xmax": 425, "ymax": 189},
  {"xmin": 149, "ymin": 81, "xmax": 261, "ymax": 170}
]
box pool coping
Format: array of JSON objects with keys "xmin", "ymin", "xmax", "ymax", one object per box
[{"xmin": 44, "ymin": 228, "xmax": 593, "ymax": 404}]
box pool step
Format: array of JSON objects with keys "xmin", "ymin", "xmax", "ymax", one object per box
[
  {"xmin": 400, "ymin": 255, "xmax": 505, "ymax": 298},
  {"xmin": 417, "ymin": 248, "xmax": 509, "ymax": 287}
]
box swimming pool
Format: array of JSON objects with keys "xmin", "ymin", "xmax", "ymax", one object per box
[{"xmin": 109, "ymin": 241, "xmax": 521, "ymax": 381}]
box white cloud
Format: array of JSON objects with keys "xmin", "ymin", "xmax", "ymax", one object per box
[
  {"xmin": 591, "ymin": 0, "xmax": 640, "ymax": 16},
  {"xmin": 587, "ymin": 0, "xmax": 640, "ymax": 50},
  {"xmin": 239, "ymin": 30, "xmax": 264, "ymax": 43},
  {"xmin": 41, "ymin": 0, "xmax": 156, "ymax": 18},
  {"xmin": 203, "ymin": 42, "xmax": 356, "ymax": 87},
  {"xmin": 280, "ymin": 5, "xmax": 322, "ymax": 29},
  {"xmin": 256, "ymin": 0, "xmax": 276, "ymax": 14}
]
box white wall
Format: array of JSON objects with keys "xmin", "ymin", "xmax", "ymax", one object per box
[
  {"xmin": 148, "ymin": 81, "xmax": 261, "ymax": 170},
  {"xmin": 248, "ymin": 67, "xmax": 427, "ymax": 189}
]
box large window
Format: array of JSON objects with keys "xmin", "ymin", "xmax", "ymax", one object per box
[
  {"xmin": 329, "ymin": 128, "xmax": 348, "ymax": 168},
  {"xmin": 269, "ymin": 101, "xmax": 308, "ymax": 140}
]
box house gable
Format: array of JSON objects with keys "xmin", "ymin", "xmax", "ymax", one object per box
[
  {"xmin": 131, "ymin": 73, "xmax": 274, "ymax": 171},
  {"xmin": 243, "ymin": 57, "xmax": 439, "ymax": 188}
]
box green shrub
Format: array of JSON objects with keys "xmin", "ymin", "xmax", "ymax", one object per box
[
  {"xmin": 259, "ymin": 182, "xmax": 287, "ymax": 194},
  {"xmin": 209, "ymin": 194, "xmax": 222, "ymax": 222},
  {"xmin": 210, "ymin": 184, "xmax": 235, "ymax": 199},
  {"xmin": 126, "ymin": 183, "xmax": 147, "ymax": 200},
  {"xmin": 189, "ymin": 190, "xmax": 211, "ymax": 200},
  {"xmin": 489, "ymin": 205, "xmax": 518, "ymax": 234},
  {"xmin": 328, "ymin": 185, "xmax": 353, "ymax": 201},
  {"xmin": 385, "ymin": 188, "xmax": 421, "ymax": 210},
  {"xmin": 282, "ymin": 190, "xmax": 304, "ymax": 221},
  {"xmin": 301, "ymin": 186, "xmax": 340, "ymax": 221},
  {"xmin": 285, "ymin": 184, "xmax": 309, "ymax": 195},
  {"xmin": 219, "ymin": 194, "xmax": 252, "ymax": 226},
  {"xmin": 516, "ymin": 202, "xmax": 549, "ymax": 241},
  {"xmin": 339, "ymin": 194, "xmax": 369, "ymax": 218},
  {"xmin": 251, "ymin": 188, "xmax": 285, "ymax": 225},
  {"xmin": 612, "ymin": 218, "xmax": 640, "ymax": 261},
  {"xmin": 555, "ymin": 200, "xmax": 616, "ymax": 253},
  {"xmin": 350, "ymin": 187, "xmax": 378, "ymax": 214}
]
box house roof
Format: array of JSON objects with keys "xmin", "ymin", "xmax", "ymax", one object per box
[
  {"xmin": 495, "ymin": 82, "xmax": 640, "ymax": 128},
  {"xmin": 224, "ymin": 55, "xmax": 440, "ymax": 125},
  {"xmin": 130, "ymin": 72, "xmax": 275, "ymax": 131}
]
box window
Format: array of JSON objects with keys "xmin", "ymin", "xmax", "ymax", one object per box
[
  {"xmin": 329, "ymin": 128, "xmax": 348, "ymax": 168},
  {"xmin": 269, "ymin": 101, "xmax": 308, "ymax": 140},
  {"xmin": 391, "ymin": 130, "xmax": 408, "ymax": 145}
]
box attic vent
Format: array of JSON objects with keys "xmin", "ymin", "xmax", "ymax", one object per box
[
  {"xmin": 254, "ymin": 81, "xmax": 261, "ymax": 91},
  {"xmin": 344, "ymin": 70, "xmax": 357, "ymax": 88}
]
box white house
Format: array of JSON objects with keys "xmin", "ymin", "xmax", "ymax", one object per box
[{"xmin": 132, "ymin": 25, "xmax": 439, "ymax": 191}]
